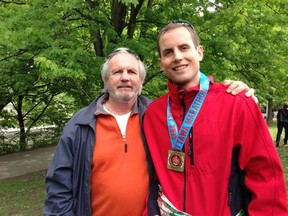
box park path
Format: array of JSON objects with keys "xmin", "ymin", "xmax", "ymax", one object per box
[{"xmin": 0, "ymin": 145, "xmax": 56, "ymax": 180}]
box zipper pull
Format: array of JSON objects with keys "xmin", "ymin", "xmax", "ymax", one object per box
[
  {"xmin": 189, "ymin": 131, "xmax": 194, "ymax": 165},
  {"xmin": 123, "ymin": 134, "xmax": 128, "ymax": 153},
  {"xmin": 188, "ymin": 133, "xmax": 192, "ymax": 155}
]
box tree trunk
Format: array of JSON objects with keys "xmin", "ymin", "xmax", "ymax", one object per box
[
  {"xmin": 267, "ymin": 99, "xmax": 274, "ymax": 123},
  {"xmin": 16, "ymin": 95, "xmax": 27, "ymax": 150},
  {"xmin": 127, "ymin": 0, "xmax": 145, "ymax": 39},
  {"xmin": 111, "ymin": 0, "xmax": 127, "ymax": 36}
]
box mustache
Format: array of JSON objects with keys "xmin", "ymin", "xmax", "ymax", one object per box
[{"xmin": 117, "ymin": 85, "xmax": 132, "ymax": 89}]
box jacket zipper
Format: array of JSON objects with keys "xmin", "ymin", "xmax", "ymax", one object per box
[
  {"xmin": 188, "ymin": 128, "xmax": 194, "ymax": 165},
  {"xmin": 180, "ymin": 94, "xmax": 195, "ymax": 212},
  {"xmin": 180, "ymin": 95, "xmax": 187, "ymax": 212},
  {"xmin": 122, "ymin": 115, "xmax": 129, "ymax": 153}
]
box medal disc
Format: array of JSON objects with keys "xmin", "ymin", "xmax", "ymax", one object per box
[{"xmin": 167, "ymin": 150, "xmax": 185, "ymax": 172}]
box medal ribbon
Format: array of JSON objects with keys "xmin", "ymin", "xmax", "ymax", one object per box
[{"xmin": 167, "ymin": 72, "xmax": 210, "ymax": 151}]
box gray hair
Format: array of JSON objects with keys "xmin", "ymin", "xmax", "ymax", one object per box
[{"xmin": 101, "ymin": 47, "xmax": 147, "ymax": 94}]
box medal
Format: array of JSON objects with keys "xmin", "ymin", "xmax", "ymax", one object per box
[{"xmin": 167, "ymin": 150, "xmax": 185, "ymax": 172}]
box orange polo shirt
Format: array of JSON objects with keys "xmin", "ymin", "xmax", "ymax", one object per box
[{"xmin": 90, "ymin": 113, "xmax": 149, "ymax": 216}]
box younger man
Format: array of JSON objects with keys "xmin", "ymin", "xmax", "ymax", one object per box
[{"xmin": 144, "ymin": 21, "xmax": 287, "ymax": 215}]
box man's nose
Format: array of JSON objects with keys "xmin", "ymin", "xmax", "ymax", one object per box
[
  {"xmin": 120, "ymin": 70, "xmax": 129, "ymax": 80},
  {"xmin": 174, "ymin": 49, "xmax": 182, "ymax": 61}
]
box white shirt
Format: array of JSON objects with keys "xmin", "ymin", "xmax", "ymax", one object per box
[{"xmin": 103, "ymin": 105, "xmax": 131, "ymax": 138}]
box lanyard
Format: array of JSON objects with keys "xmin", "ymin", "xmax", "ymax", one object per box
[{"xmin": 167, "ymin": 72, "xmax": 210, "ymax": 151}]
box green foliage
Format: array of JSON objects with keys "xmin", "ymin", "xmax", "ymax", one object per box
[
  {"xmin": 0, "ymin": 0, "xmax": 287, "ymax": 149},
  {"xmin": 0, "ymin": 143, "xmax": 20, "ymax": 155},
  {"xmin": 120, "ymin": 0, "xmax": 139, "ymax": 6},
  {"xmin": 198, "ymin": 1, "xmax": 288, "ymax": 111}
]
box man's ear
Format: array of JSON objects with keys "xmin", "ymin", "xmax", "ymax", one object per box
[{"xmin": 197, "ymin": 45, "xmax": 204, "ymax": 62}]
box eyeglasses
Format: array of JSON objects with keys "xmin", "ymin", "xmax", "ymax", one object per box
[{"xmin": 170, "ymin": 20, "xmax": 195, "ymax": 31}]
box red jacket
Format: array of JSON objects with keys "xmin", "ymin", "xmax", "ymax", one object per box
[{"xmin": 144, "ymin": 77, "xmax": 287, "ymax": 216}]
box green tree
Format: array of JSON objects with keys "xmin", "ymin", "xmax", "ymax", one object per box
[{"xmin": 0, "ymin": 0, "xmax": 287, "ymax": 150}]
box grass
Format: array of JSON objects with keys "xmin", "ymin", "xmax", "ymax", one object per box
[
  {"xmin": 0, "ymin": 170, "xmax": 47, "ymax": 216},
  {"xmin": 268, "ymin": 120, "xmax": 288, "ymax": 184},
  {"xmin": 0, "ymin": 121, "xmax": 287, "ymax": 215}
]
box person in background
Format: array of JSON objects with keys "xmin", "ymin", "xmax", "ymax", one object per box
[
  {"xmin": 143, "ymin": 20, "xmax": 288, "ymax": 216},
  {"xmin": 276, "ymin": 101, "xmax": 288, "ymax": 147},
  {"xmin": 44, "ymin": 47, "xmax": 255, "ymax": 215}
]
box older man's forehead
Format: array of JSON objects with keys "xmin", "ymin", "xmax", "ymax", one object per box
[
  {"xmin": 109, "ymin": 52, "xmax": 138, "ymax": 62},
  {"xmin": 109, "ymin": 53, "xmax": 139, "ymax": 70}
]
